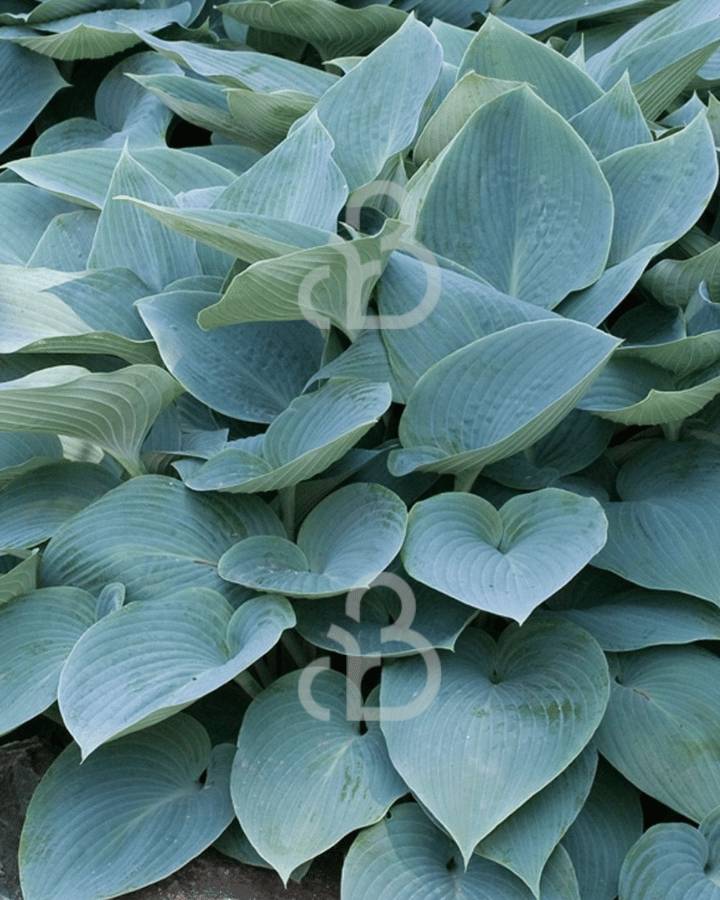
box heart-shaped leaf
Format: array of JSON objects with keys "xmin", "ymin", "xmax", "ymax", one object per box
[
  {"xmin": 40, "ymin": 474, "xmax": 284, "ymax": 603},
  {"xmin": 403, "ymin": 489, "xmax": 607, "ymax": 623},
  {"xmin": 218, "ymin": 482, "xmax": 407, "ymax": 597},
  {"xmin": 0, "ymin": 586, "xmax": 96, "ymax": 737},
  {"xmin": 380, "ymin": 616, "xmax": 610, "ymax": 864},
  {"xmin": 59, "ymin": 588, "xmax": 295, "ymax": 757},
  {"xmin": 597, "ymin": 644, "xmax": 720, "ymax": 822},
  {"xmin": 232, "ymin": 670, "xmax": 406, "ymax": 883},
  {"xmin": 18, "ymin": 715, "xmax": 235, "ymax": 900},
  {"xmin": 389, "ymin": 319, "xmax": 620, "ymax": 476},
  {"xmin": 619, "ymin": 807, "xmax": 720, "ymax": 900}
]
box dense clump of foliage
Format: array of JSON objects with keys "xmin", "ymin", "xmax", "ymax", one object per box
[{"xmin": 3, "ymin": 0, "xmax": 720, "ymax": 898}]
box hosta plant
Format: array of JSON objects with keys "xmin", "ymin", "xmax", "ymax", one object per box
[{"xmin": 2, "ymin": 1, "xmax": 720, "ymax": 899}]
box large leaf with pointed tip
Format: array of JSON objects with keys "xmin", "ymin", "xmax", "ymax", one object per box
[
  {"xmin": 592, "ymin": 439, "xmax": 720, "ymax": 604},
  {"xmin": 619, "ymin": 808, "xmax": 720, "ymax": 900},
  {"xmin": 40, "ymin": 474, "xmax": 284, "ymax": 602},
  {"xmin": 475, "ymin": 746, "xmax": 597, "ymax": 897},
  {"xmin": 403, "ymin": 489, "xmax": 607, "ymax": 623},
  {"xmin": 0, "ymin": 364, "xmax": 182, "ymax": 476},
  {"xmin": 27, "ymin": 209, "xmax": 99, "ymax": 272},
  {"xmin": 0, "ymin": 460, "xmax": 120, "ymax": 551},
  {"xmin": 221, "ymin": 0, "xmax": 405, "ymax": 58},
  {"xmin": 497, "ymin": 0, "xmax": 664, "ymax": 34},
  {"xmin": 219, "ymin": 482, "xmax": 407, "ymax": 597},
  {"xmin": 380, "ymin": 617, "xmax": 610, "ymax": 865},
  {"xmin": 295, "ymin": 15, "xmax": 442, "ymax": 190},
  {"xmin": 389, "ymin": 319, "xmax": 620, "ymax": 476},
  {"xmin": 88, "ymin": 147, "xmax": 200, "ymax": 291},
  {"xmin": 577, "ymin": 356, "xmax": 720, "ymax": 425},
  {"xmin": 7, "ymin": 146, "xmax": 234, "ymax": 209},
  {"xmin": 137, "ymin": 289, "xmax": 324, "ymax": 422},
  {"xmin": 59, "ymin": 589, "xmax": 295, "ymax": 757},
  {"xmin": 568, "ymin": 72, "xmax": 652, "ymax": 161},
  {"xmin": 177, "ymin": 379, "xmax": 391, "ymax": 492},
  {"xmin": 561, "ymin": 758, "xmax": 643, "ymax": 900},
  {"xmin": 0, "ymin": 42, "xmax": 66, "ymax": 153},
  {"xmin": 596, "ymin": 645, "xmax": 720, "ymax": 821},
  {"xmin": 197, "ymin": 220, "xmax": 405, "ymax": 338},
  {"xmin": 600, "ymin": 113, "xmax": 717, "ymax": 266},
  {"xmin": 342, "ymin": 802, "xmax": 581, "ymax": 900},
  {"xmin": 18, "ymin": 715, "xmax": 235, "ymax": 900},
  {"xmin": 232, "ymin": 670, "xmax": 405, "ymax": 884},
  {"xmin": 5, "ymin": 3, "xmax": 193, "ymax": 60},
  {"xmin": 377, "ymin": 251, "xmax": 556, "ymax": 402},
  {"xmin": 457, "ymin": 17, "xmax": 602, "ymax": 117},
  {"xmin": 224, "ymin": 87, "xmax": 316, "ymax": 154},
  {"xmin": 0, "ymin": 586, "xmax": 96, "ymax": 737},
  {"xmin": 0, "ymin": 184, "xmax": 76, "ymax": 264},
  {"xmin": 415, "ymin": 87, "xmax": 613, "ymax": 308}
]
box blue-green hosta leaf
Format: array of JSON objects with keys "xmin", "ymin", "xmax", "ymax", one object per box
[
  {"xmin": 41, "ymin": 474, "xmax": 284, "ymax": 602},
  {"xmin": 343, "ymin": 803, "xmax": 580, "ymax": 900},
  {"xmin": 220, "ymin": 0, "xmax": 406, "ymax": 59},
  {"xmin": 497, "ymin": 0, "xmax": 664, "ymax": 34},
  {"xmin": 585, "ymin": 0, "xmax": 720, "ymax": 117},
  {"xmin": 130, "ymin": 71, "xmax": 238, "ymax": 138},
  {"xmin": 232, "ymin": 670, "xmax": 406, "ymax": 884},
  {"xmin": 219, "ymin": 482, "xmax": 407, "ymax": 598},
  {"xmin": 59, "ymin": 589, "xmax": 295, "ymax": 757},
  {"xmin": 138, "ymin": 289, "xmax": 324, "ymax": 422},
  {"xmin": 619, "ymin": 808, "xmax": 720, "ymax": 900},
  {"xmin": 0, "ymin": 553, "xmax": 39, "ymax": 606},
  {"xmin": 0, "ymin": 364, "xmax": 182, "ymax": 476},
  {"xmin": 380, "ymin": 617, "xmax": 610, "ymax": 865},
  {"xmin": 413, "ymin": 72, "xmax": 523, "ymax": 166},
  {"xmin": 307, "ymin": 328, "xmax": 400, "ymax": 399},
  {"xmin": 596, "ymin": 645, "xmax": 720, "ymax": 821},
  {"xmin": 457, "ymin": 17, "xmax": 602, "ymax": 117},
  {"xmin": 293, "ymin": 563, "xmax": 476, "ymax": 657},
  {"xmin": 562, "ymin": 758, "xmax": 643, "ymax": 900},
  {"xmin": 89, "ymin": 147, "xmax": 200, "ymax": 291},
  {"xmin": 415, "ymin": 87, "xmax": 613, "ymax": 308},
  {"xmin": 121, "ymin": 200, "xmax": 341, "ymax": 264},
  {"xmin": 0, "ymin": 585, "xmax": 96, "ymax": 736},
  {"xmin": 177, "ymin": 379, "xmax": 392, "ymax": 492},
  {"xmin": 377, "ymin": 252, "xmax": 557, "ymax": 402},
  {"xmin": 224, "ymin": 87, "xmax": 316, "ymax": 154},
  {"xmin": 642, "ymin": 241, "xmax": 720, "ymax": 307},
  {"xmin": 600, "ymin": 113, "xmax": 717, "ymax": 265},
  {"xmin": 592, "ymin": 439, "xmax": 720, "ymax": 604},
  {"xmin": 210, "ymin": 112, "xmax": 347, "ymax": 232},
  {"xmin": 0, "ymin": 184, "xmax": 76, "ymax": 264},
  {"xmin": 26, "ymin": 209, "xmax": 100, "ymax": 271},
  {"xmin": 403, "ymin": 489, "xmax": 607, "ymax": 623},
  {"xmin": 568, "ymin": 72, "xmax": 652, "ymax": 160},
  {"xmin": 0, "ymin": 42, "xmax": 66, "ymax": 153},
  {"xmin": 5, "ymin": 3, "xmax": 193, "ymax": 60},
  {"xmin": 551, "ymin": 585, "xmax": 720, "ymax": 651},
  {"xmin": 483, "ymin": 409, "xmax": 614, "ymax": 491},
  {"xmin": 296, "ymin": 15, "xmax": 442, "ymax": 191},
  {"xmin": 390, "ymin": 319, "xmax": 620, "ymax": 476},
  {"xmin": 0, "ymin": 433, "xmax": 63, "ymax": 484},
  {"xmin": 0, "ymin": 460, "xmax": 120, "ymax": 551},
  {"xmin": 213, "ymin": 820, "xmax": 311, "ymax": 881},
  {"xmin": 476, "ymin": 746, "xmax": 597, "ymax": 897},
  {"xmin": 429, "ymin": 17, "xmax": 475, "ymax": 66},
  {"xmin": 197, "ymin": 220, "xmax": 405, "ymax": 338},
  {"xmin": 131, "ymin": 30, "xmax": 338, "ymax": 95},
  {"xmin": 18, "ymin": 715, "xmax": 235, "ymax": 900},
  {"xmin": 7, "ymin": 146, "xmax": 235, "ymax": 209}
]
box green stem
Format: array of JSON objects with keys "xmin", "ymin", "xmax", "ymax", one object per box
[
  {"xmin": 279, "ymin": 486, "xmax": 296, "ymax": 541},
  {"xmin": 282, "ymin": 629, "xmax": 313, "ymax": 668},
  {"xmin": 252, "ymin": 655, "xmax": 275, "ymax": 688},
  {"xmin": 454, "ymin": 469, "xmax": 480, "ymax": 492},
  {"xmin": 233, "ymin": 669, "xmax": 264, "ymax": 699},
  {"xmin": 661, "ymin": 419, "xmax": 683, "ymax": 442}
]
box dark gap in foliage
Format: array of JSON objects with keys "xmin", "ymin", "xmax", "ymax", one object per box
[{"xmin": 167, "ymin": 117, "xmax": 213, "ymax": 149}]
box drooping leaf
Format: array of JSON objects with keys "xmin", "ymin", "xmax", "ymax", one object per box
[
  {"xmin": 40, "ymin": 474, "xmax": 285, "ymax": 602},
  {"xmin": 218, "ymin": 482, "xmax": 407, "ymax": 597},
  {"xmin": 18, "ymin": 715, "xmax": 235, "ymax": 900},
  {"xmin": 59, "ymin": 589, "xmax": 295, "ymax": 757},
  {"xmin": 232, "ymin": 671, "xmax": 406, "ymax": 883},
  {"xmin": 415, "ymin": 86, "xmax": 613, "ymax": 307},
  {"xmin": 380, "ymin": 617, "xmax": 610, "ymax": 864},
  {"xmin": 497, "ymin": 0, "xmax": 665, "ymax": 34}
]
